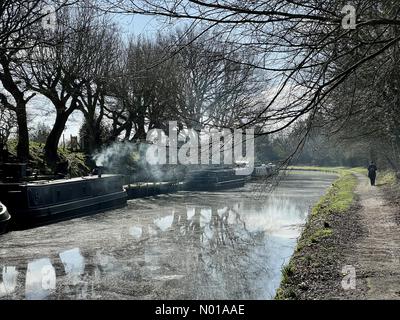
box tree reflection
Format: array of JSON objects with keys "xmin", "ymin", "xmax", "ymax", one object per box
[
  {"xmin": 1, "ymin": 203, "xmax": 280, "ymax": 299},
  {"xmin": 146, "ymin": 203, "xmax": 271, "ymax": 299}
]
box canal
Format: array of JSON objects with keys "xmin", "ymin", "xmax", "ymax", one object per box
[{"xmin": 0, "ymin": 171, "xmax": 337, "ymax": 300}]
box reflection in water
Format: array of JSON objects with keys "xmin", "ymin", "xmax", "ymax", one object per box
[
  {"xmin": 0, "ymin": 172, "xmax": 337, "ymax": 299},
  {"xmin": 199, "ymin": 208, "xmax": 212, "ymax": 228},
  {"xmin": 187, "ymin": 208, "xmax": 195, "ymax": 220},
  {"xmin": 154, "ymin": 215, "xmax": 174, "ymax": 232},
  {"xmin": 129, "ymin": 227, "xmax": 143, "ymax": 239},
  {"xmin": 25, "ymin": 258, "xmax": 56, "ymax": 300},
  {"xmin": 0, "ymin": 267, "xmax": 18, "ymax": 298},
  {"xmin": 95, "ymin": 252, "xmax": 118, "ymax": 274},
  {"xmin": 60, "ymin": 248, "xmax": 85, "ymax": 285},
  {"xmin": 147, "ymin": 226, "xmax": 158, "ymax": 237},
  {"xmin": 241, "ymin": 195, "xmax": 308, "ymax": 237}
]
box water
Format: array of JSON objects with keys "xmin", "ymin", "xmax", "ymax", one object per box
[{"xmin": 0, "ymin": 171, "xmax": 336, "ymax": 300}]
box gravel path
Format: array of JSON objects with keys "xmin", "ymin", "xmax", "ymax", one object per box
[{"xmin": 343, "ymin": 174, "xmax": 400, "ymax": 299}]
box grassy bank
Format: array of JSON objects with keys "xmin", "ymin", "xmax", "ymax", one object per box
[
  {"xmin": 275, "ymin": 168, "xmax": 358, "ymax": 300},
  {"xmin": 377, "ymin": 171, "xmax": 398, "ymax": 186},
  {"xmin": 377, "ymin": 171, "xmax": 400, "ymax": 214},
  {"xmin": 287, "ymin": 166, "xmax": 347, "ymax": 174},
  {"xmin": 6, "ymin": 141, "xmax": 90, "ymax": 177},
  {"xmin": 352, "ymin": 167, "xmax": 398, "ymax": 186}
]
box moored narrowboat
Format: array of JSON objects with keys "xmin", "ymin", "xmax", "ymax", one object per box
[
  {"xmin": 0, "ymin": 174, "xmax": 127, "ymax": 229},
  {"xmin": 184, "ymin": 168, "xmax": 246, "ymax": 191},
  {"xmin": 252, "ymin": 163, "xmax": 276, "ymax": 178},
  {"xmin": 125, "ymin": 181, "xmax": 183, "ymax": 199}
]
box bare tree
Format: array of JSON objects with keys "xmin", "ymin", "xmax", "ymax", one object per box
[
  {"xmin": 0, "ymin": 0, "xmax": 73, "ymax": 162},
  {"xmin": 19, "ymin": 5, "xmax": 88, "ymax": 164},
  {"xmin": 103, "ymin": 28, "xmax": 262, "ymax": 146},
  {"xmin": 73, "ymin": 11, "xmax": 122, "ymax": 153},
  {"xmin": 104, "ymin": 35, "xmax": 182, "ymax": 142},
  {"xmin": 97, "ymin": 0, "xmax": 400, "ymax": 165},
  {"xmin": 172, "ymin": 29, "xmax": 262, "ymax": 130},
  {"xmin": 0, "ymin": 95, "xmax": 17, "ymax": 147}
]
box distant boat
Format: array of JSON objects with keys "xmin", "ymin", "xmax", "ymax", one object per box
[
  {"xmin": 0, "ymin": 174, "xmax": 127, "ymax": 230},
  {"xmin": 0, "ymin": 201, "xmax": 11, "ymax": 234},
  {"xmin": 252, "ymin": 163, "xmax": 276, "ymax": 177},
  {"xmin": 125, "ymin": 181, "xmax": 183, "ymax": 199},
  {"xmin": 183, "ymin": 168, "xmax": 246, "ymax": 191}
]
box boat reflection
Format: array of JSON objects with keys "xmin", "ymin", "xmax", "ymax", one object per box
[
  {"xmin": 60, "ymin": 248, "xmax": 85, "ymax": 285},
  {"xmin": 25, "ymin": 258, "xmax": 56, "ymax": 300},
  {"xmin": 0, "ymin": 266, "xmax": 18, "ymax": 298}
]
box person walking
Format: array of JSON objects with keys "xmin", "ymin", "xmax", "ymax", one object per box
[{"xmin": 368, "ymin": 161, "xmax": 377, "ymax": 186}]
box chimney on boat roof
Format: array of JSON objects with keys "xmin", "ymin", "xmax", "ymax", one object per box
[{"xmin": 92, "ymin": 166, "xmax": 103, "ymax": 178}]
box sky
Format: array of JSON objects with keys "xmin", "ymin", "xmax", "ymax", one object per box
[{"xmin": 115, "ymin": 13, "xmax": 161, "ymax": 37}]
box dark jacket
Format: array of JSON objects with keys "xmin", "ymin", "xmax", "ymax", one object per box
[{"xmin": 368, "ymin": 164, "xmax": 377, "ymax": 177}]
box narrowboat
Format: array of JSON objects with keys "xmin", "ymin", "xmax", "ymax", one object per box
[
  {"xmin": 125, "ymin": 181, "xmax": 183, "ymax": 199},
  {"xmin": 252, "ymin": 163, "xmax": 276, "ymax": 178},
  {"xmin": 0, "ymin": 174, "xmax": 127, "ymax": 229},
  {"xmin": 0, "ymin": 201, "xmax": 11, "ymax": 234},
  {"xmin": 184, "ymin": 168, "xmax": 246, "ymax": 191}
]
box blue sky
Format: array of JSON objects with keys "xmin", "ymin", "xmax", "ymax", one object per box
[{"xmin": 113, "ymin": 13, "xmax": 162, "ymax": 37}]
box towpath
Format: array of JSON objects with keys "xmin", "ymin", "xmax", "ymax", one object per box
[{"xmin": 341, "ymin": 174, "xmax": 400, "ymax": 299}]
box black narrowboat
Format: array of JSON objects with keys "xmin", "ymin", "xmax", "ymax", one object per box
[
  {"xmin": 184, "ymin": 168, "xmax": 246, "ymax": 191},
  {"xmin": 252, "ymin": 164, "xmax": 274, "ymax": 178},
  {"xmin": 125, "ymin": 181, "xmax": 182, "ymax": 199},
  {"xmin": 0, "ymin": 174, "xmax": 127, "ymax": 229}
]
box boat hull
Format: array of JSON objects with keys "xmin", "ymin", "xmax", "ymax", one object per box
[
  {"xmin": 0, "ymin": 202, "xmax": 11, "ymax": 234},
  {"xmin": 11, "ymin": 191, "xmax": 127, "ymax": 229},
  {"xmin": 183, "ymin": 168, "xmax": 247, "ymax": 191},
  {"xmin": 183, "ymin": 173, "xmax": 246, "ymax": 191},
  {"xmin": 184, "ymin": 179, "xmax": 245, "ymax": 191},
  {"xmin": 125, "ymin": 182, "xmax": 180, "ymax": 199},
  {"xmin": 0, "ymin": 175, "xmax": 128, "ymax": 230}
]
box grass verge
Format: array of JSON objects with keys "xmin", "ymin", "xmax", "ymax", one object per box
[
  {"xmin": 378, "ymin": 171, "xmax": 400, "ymax": 224},
  {"xmin": 275, "ymin": 168, "xmax": 358, "ymax": 300},
  {"xmin": 287, "ymin": 166, "xmax": 347, "ymax": 174},
  {"xmin": 377, "ymin": 171, "xmax": 397, "ymax": 186}
]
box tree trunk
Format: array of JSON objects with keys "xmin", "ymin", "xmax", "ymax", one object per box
[
  {"xmin": 133, "ymin": 125, "xmax": 146, "ymax": 141},
  {"xmin": 15, "ymin": 100, "xmax": 30, "ymax": 163},
  {"xmin": 133, "ymin": 113, "xmax": 146, "ymax": 141},
  {"xmin": 124, "ymin": 122, "xmax": 133, "ymax": 140},
  {"xmin": 83, "ymin": 120, "xmax": 100, "ymax": 155},
  {"xmin": 0, "ymin": 57, "xmax": 30, "ymax": 163},
  {"xmin": 44, "ymin": 111, "xmax": 70, "ymax": 166}
]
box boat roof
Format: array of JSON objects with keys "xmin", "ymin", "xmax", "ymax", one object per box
[
  {"xmin": 0, "ymin": 174, "xmax": 122, "ymax": 187},
  {"xmin": 187, "ymin": 168, "xmax": 235, "ymax": 174}
]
